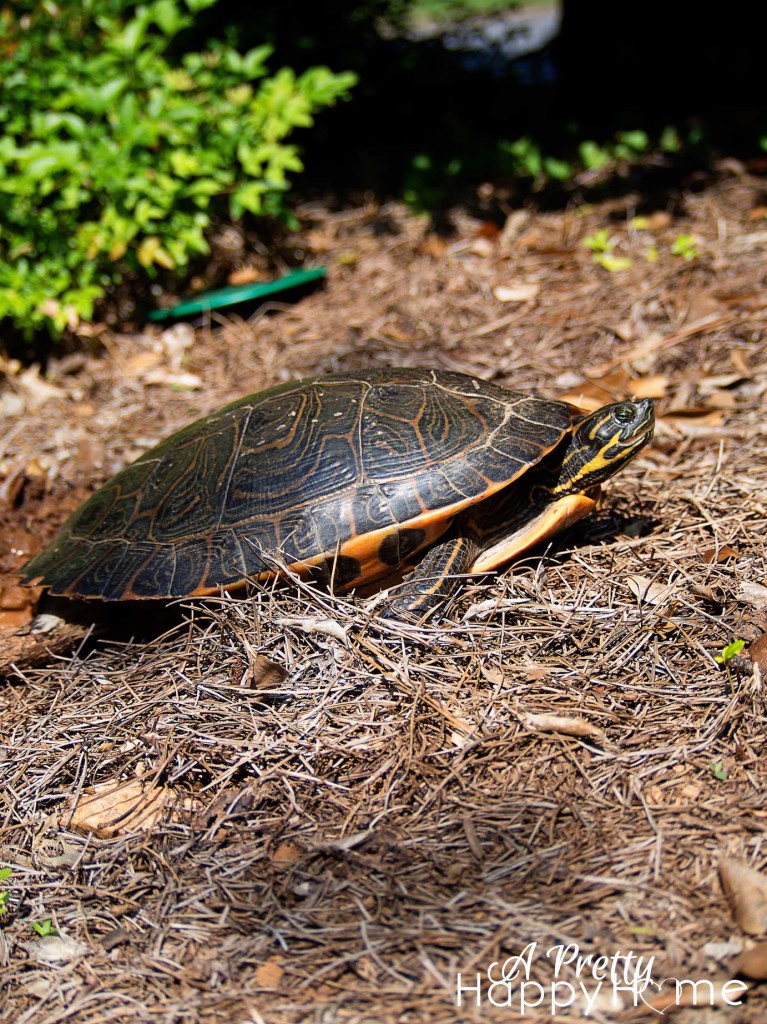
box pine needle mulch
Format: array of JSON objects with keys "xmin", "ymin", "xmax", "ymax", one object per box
[{"xmin": 2, "ymin": 168, "xmax": 767, "ymax": 1023}]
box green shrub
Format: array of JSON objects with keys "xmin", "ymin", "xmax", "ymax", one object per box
[{"xmin": 0, "ymin": 0, "xmax": 356, "ymax": 339}]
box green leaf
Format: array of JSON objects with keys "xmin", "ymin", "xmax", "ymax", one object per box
[
  {"xmin": 715, "ymin": 639, "xmax": 746, "ymax": 664},
  {"xmin": 709, "ymin": 760, "xmax": 727, "ymax": 781},
  {"xmin": 582, "ymin": 229, "xmax": 612, "ymax": 253},
  {"xmin": 0, "ymin": 0, "xmax": 356, "ymax": 340},
  {"xmin": 616, "ymin": 129, "xmax": 649, "ymax": 152},
  {"xmin": 596, "ymin": 253, "xmax": 633, "ymax": 272},
  {"xmin": 579, "ymin": 140, "xmax": 610, "ymax": 171},
  {"xmin": 671, "ymin": 234, "xmax": 700, "ymax": 260},
  {"xmin": 543, "ymin": 156, "xmax": 572, "ymax": 181}
]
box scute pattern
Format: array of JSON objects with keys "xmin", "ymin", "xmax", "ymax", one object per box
[{"xmin": 22, "ymin": 368, "xmax": 577, "ymax": 598}]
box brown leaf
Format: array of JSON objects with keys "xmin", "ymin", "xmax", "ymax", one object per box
[
  {"xmin": 748, "ymin": 633, "xmax": 767, "ymax": 674},
  {"xmin": 270, "ymin": 842, "xmax": 301, "ymax": 867},
  {"xmin": 732, "ymin": 941, "xmax": 767, "ymax": 979},
  {"xmin": 250, "ymin": 654, "xmax": 288, "ymax": 689},
  {"xmin": 560, "ymin": 367, "xmax": 630, "ymax": 404},
  {"xmin": 720, "ymin": 858, "xmax": 767, "ymax": 934},
  {"xmin": 657, "ymin": 408, "xmax": 726, "ymax": 435},
  {"xmin": 702, "ymin": 545, "xmax": 739, "ymax": 564},
  {"xmin": 228, "ymin": 265, "xmax": 266, "ymax": 286},
  {"xmin": 523, "ymin": 712, "xmax": 606, "ymax": 742},
  {"xmin": 626, "ymin": 375, "xmax": 669, "ymax": 399},
  {"xmin": 626, "ymin": 575, "xmax": 675, "ymax": 606},
  {"xmin": 691, "ymin": 583, "xmax": 726, "ymax": 605},
  {"xmin": 255, "ymin": 956, "xmax": 284, "ymax": 988},
  {"xmin": 67, "ymin": 780, "xmax": 174, "ymax": 837}
]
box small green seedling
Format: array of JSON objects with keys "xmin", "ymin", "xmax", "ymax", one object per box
[
  {"xmin": 716, "ymin": 639, "xmax": 746, "ymax": 693},
  {"xmin": 709, "ymin": 760, "xmax": 727, "ymax": 781},
  {"xmin": 671, "ymin": 234, "xmax": 700, "ymax": 260},
  {"xmin": 582, "ymin": 229, "xmax": 633, "ymax": 272},
  {"xmin": 715, "ymin": 639, "xmax": 746, "ymax": 664},
  {"xmin": 0, "ymin": 868, "xmax": 11, "ymax": 917},
  {"xmin": 32, "ymin": 919, "xmax": 56, "ymax": 938},
  {"xmin": 579, "ymin": 140, "xmax": 611, "ymax": 171},
  {"xmin": 582, "ymin": 229, "xmax": 612, "ymax": 253}
]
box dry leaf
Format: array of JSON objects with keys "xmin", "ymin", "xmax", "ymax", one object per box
[
  {"xmin": 523, "ymin": 712, "xmax": 606, "ymax": 742},
  {"xmin": 23, "ymin": 935, "xmax": 88, "ymax": 965},
  {"xmin": 702, "ymin": 545, "xmax": 739, "ymax": 564},
  {"xmin": 68, "ymin": 779, "xmax": 174, "ymax": 837},
  {"xmin": 255, "ymin": 956, "xmax": 284, "ymax": 988},
  {"xmin": 737, "ymin": 582, "xmax": 767, "ymax": 610},
  {"xmin": 691, "ymin": 582, "xmax": 725, "ymax": 605},
  {"xmin": 281, "ymin": 616, "xmax": 348, "ymax": 642},
  {"xmin": 732, "ymin": 941, "xmax": 767, "ymax": 979},
  {"xmin": 228, "ymin": 266, "xmax": 266, "ymax": 286},
  {"xmin": 481, "ymin": 664, "xmax": 505, "ymax": 685},
  {"xmin": 250, "ymin": 654, "xmax": 288, "ymax": 689},
  {"xmin": 626, "ymin": 575, "xmax": 675, "ymax": 606},
  {"xmin": 698, "ymin": 371, "xmax": 749, "ymax": 391},
  {"xmin": 271, "ymin": 842, "xmax": 301, "ymax": 867},
  {"xmin": 748, "ymin": 633, "xmax": 767, "ymax": 674},
  {"xmin": 656, "ymin": 409, "xmax": 726, "ymax": 436},
  {"xmin": 492, "ymin": 282, "xmax": 540, "ymax": 303},
  {"xmin": 124, "ymin": 351, "xmax": 162, "ymax": 375},
  {"xmin": 626, "ymin": 375, "xmax": 669, "ymax": 399},
  {"xmin": 557, "ymin": 367, "xmax": 667, "ymax": 409},
  {"xmin": 468, "ymin": 236, "xmax": 495, "ymax": 257},
  {"xmin": 720, "ymin": 858, "xmax": 767, "ymax": 934}
]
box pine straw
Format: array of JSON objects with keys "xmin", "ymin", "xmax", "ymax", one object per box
[{"xmin": 2, "ymin": 171, "xmax": 767, "ymax": 1022}]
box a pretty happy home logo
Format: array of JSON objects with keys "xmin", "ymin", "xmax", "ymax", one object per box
[{"xmin": 456, "ymin": 942, "xmax": 749, "ymax": 1015}]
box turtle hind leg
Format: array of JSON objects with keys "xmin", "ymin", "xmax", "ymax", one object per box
[{"xmin": 380, "ymin": 537, "xmax": 477, "ymax": 621}]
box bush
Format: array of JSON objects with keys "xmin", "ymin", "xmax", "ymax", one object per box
[{"xmin": 0, "ymin": 0, "xmax": 356, "ymax": 339}]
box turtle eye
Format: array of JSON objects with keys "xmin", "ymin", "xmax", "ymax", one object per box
[{"xmin": 614, "ymin": 404, "xmax": 635, "ymax": 424}]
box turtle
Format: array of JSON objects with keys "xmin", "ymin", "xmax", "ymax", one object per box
[{"xmin": 21, "ymin": 368, "xmax": 654, "ymax": 617}]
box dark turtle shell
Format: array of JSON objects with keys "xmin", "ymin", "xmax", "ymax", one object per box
[{"xmin": 22, "ymin": 368, "xmax": 579, "ymax": 599}]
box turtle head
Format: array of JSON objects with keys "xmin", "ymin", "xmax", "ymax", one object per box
[{"xmin": 555, "ymin": 398, "xmax": 655, "ymax": 495}]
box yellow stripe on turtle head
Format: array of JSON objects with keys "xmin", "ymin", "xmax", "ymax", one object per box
[{"xmin": 553, "ymin": 398, "xmax": 654, "ymax": 496}]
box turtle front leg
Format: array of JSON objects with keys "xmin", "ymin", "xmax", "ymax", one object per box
[{"xmin": 380, "ymin": 536, "xmax": 478, "ymax": 620}]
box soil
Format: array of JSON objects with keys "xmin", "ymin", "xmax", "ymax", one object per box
[{"xmin": 1, "ymin": 165, "xmax": 767, "ymax": 1022}]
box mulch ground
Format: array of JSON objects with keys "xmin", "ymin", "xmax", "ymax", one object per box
[{"xmin": 1, "ymin": 166, "xmax": 767, "ymax": 1023}]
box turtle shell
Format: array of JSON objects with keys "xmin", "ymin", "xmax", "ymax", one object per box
[{"xmin": 21, "ymin": 368, "xmax": 579, "ymax": 599}]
